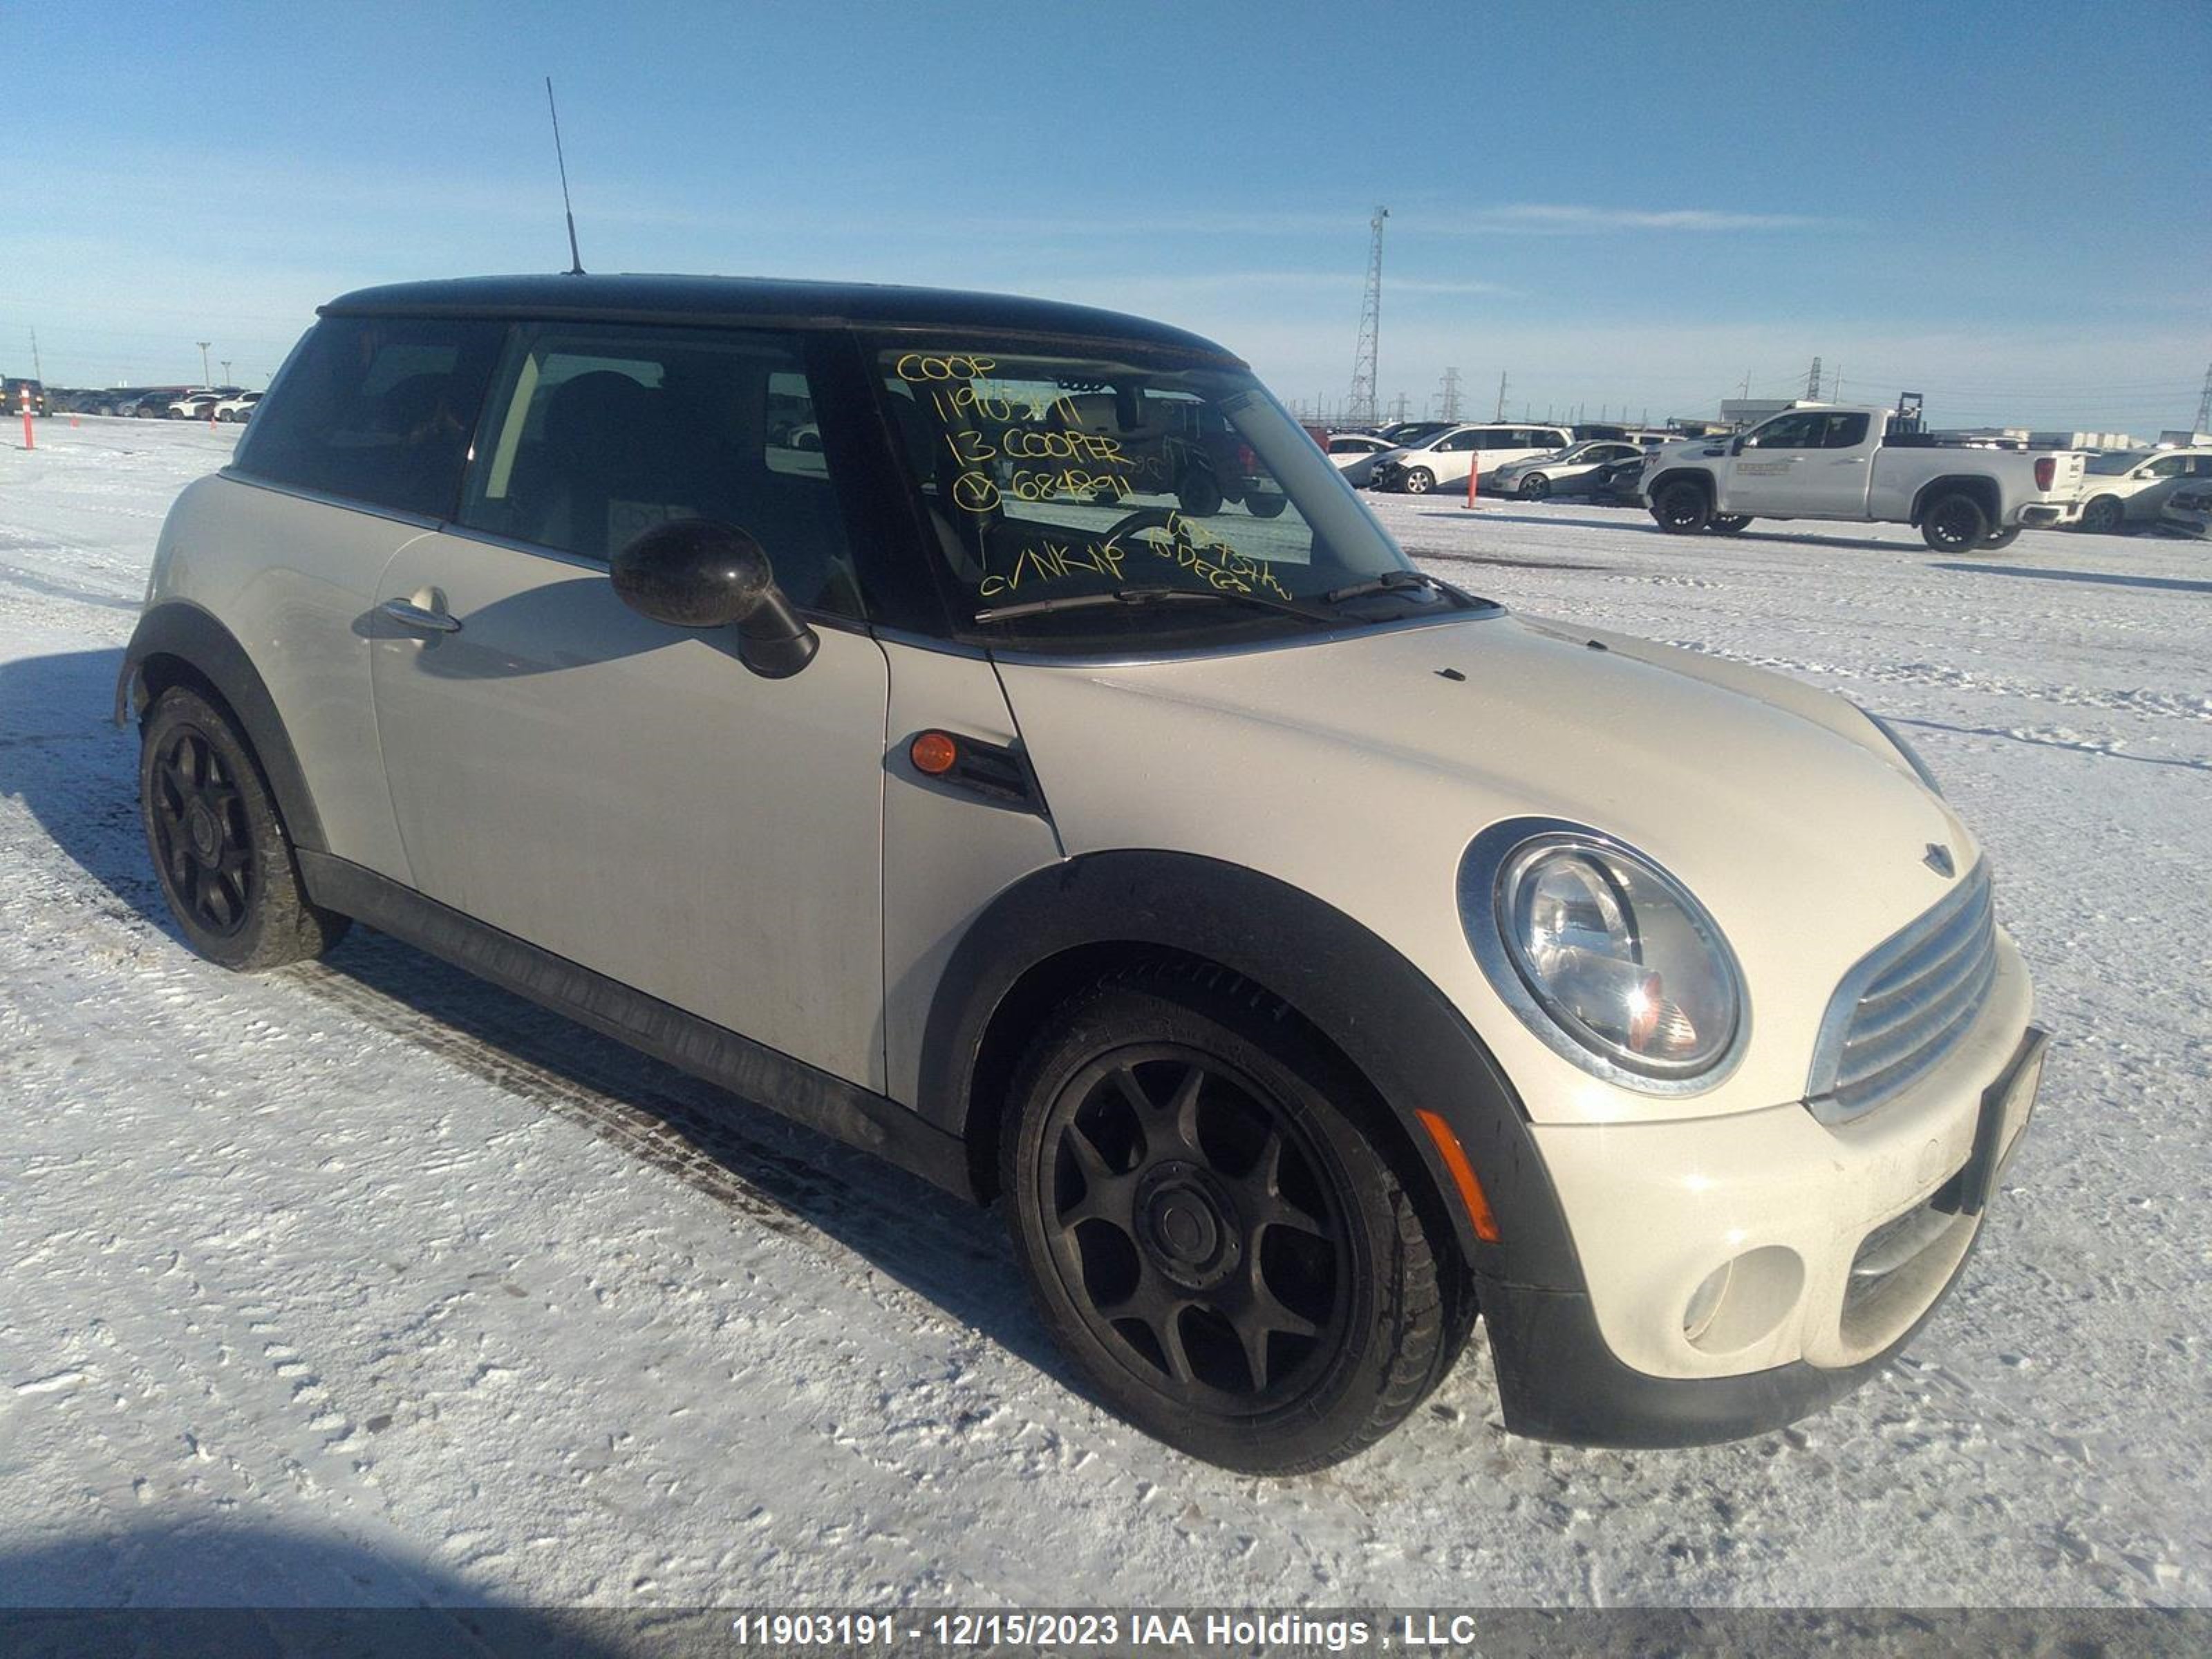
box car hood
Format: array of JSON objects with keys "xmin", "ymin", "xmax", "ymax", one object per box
[{"xmin": 995, "ymin": 610, "xmax": 1985, "ymax": 1123}]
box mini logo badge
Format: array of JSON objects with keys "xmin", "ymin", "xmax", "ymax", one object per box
[{"xmin": 1924, "ymin": 843, "xmax": 1956, "ymax": 877}]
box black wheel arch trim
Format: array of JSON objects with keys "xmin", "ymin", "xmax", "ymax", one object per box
[
  {"xmin": 915, "ymin": 848, "xmax": 1586, "ymax": 1294},
  {"xmin": 117, "ymin": 599, "xmax": 328, "ymax": 854},
  {"xmin": 1645, "ymin": 468, "xmax": 1716, "ymax": 509},
  {"xmin": 1909, "ymin": 474, "xmax": 2002, "ymax": 527}
]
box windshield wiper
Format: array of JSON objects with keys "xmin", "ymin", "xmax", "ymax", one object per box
[
  {"xmin": 1320, "ymin": 569, "xmax": 1480, "ymax": 608},
  {"xmin": 971, "ymin": 585, "xmax": 1338, "ymax": 627}
]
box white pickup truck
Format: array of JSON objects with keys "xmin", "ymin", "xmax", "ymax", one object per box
[{"xmin": 1642, "ymin": 404, "xmax": 2087, "ymax": 551}]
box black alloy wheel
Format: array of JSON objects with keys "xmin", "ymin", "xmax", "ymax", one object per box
[
  {"xmin": 148, "ymin": 723, "xmax": 255, "ymax": 939},
  {"xmin": 1517, "ymin": 474, "xmax": 1550, "ymax": 500},
  {"xmin": 1037, "ymin": 1044, "xmax": 1350, "ymax": 1415},
  {"xmin": 1921, "ymin": 492, "xmax": 1990, "ymax": 552},
  {"xmin": 1004, "ymin": 966, "xmax": 1466, "ymax": 1473},
  {"xmin": 139, "ymin": 685, "xmax": 349, "ymax": 970},
  {"xmin": 1652, "ymin": 478, "xmax": 1712, "ymax": 533},
  {"xmin": 1709, "ymin": 514, "xmax": 1752, "ymax": 534},
  {"xmin": 1980, "ymin": 526, "xmax": 2023, "ymax": 551}
]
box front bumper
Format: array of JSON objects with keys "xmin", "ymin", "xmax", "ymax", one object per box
[{"xmin": 1479, "ymin": 935, "xmax": 2040, "ymax": 1447}]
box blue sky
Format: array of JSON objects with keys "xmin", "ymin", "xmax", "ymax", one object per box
[{"xmin": 5, "ymin": 1, "xmax": 2206, "ymax": 435}]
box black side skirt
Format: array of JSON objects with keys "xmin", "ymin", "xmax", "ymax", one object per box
[{"xmin": 296, "ymin": 851, "xmax": 973, "ymax": 1199}]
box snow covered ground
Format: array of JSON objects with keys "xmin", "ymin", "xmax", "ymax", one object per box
[{"xmin": 1, "ymin": 420, "xmax": 2206, "ymax": 1611}]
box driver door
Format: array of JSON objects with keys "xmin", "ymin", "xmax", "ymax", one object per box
[
  {"xmin": 1724, "ymin": 409, "xmax": 1871, "ymax": 518},
  {"xmin": 367, "ymin": 323, "xmax": 892, "ymax": 1089}
]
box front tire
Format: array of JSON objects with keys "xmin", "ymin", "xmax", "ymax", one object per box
[
  {"xmin": 1980, "ymin": 525, "xmax": 2023, "ymax": 551},
  {"xmin": 1400, "ymin": 467, "xmax": 1434, "ymax": 495},
  {"xmin": 2078, "ymin": 495, "xmax": 2124, "ymax": 534},
  {"xmin": 140, "ymin": 686, "xmax": 349, "ymax": 970},
  {"xmin": 1517, "ymin": 474, "xmax": 1550, "ymax": 500},
  {"xmin": 1921, "ymin": 492, "xmax": 1990, "ymax": 552},
  {"xmin": 1002, "ymin": 965, "xmax": 1464, "ymax": 1474},
  {"xmin": 1709, "ymin": 514, "xmax": 1752, "ymax": 535},
  {"xmin": 1651, "ymin": 478, "xmax": 1712, "ymax": 534}
]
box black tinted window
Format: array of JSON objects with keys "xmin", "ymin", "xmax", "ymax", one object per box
[
  {"xmin": 1821, "ymin": 413, "xmax": 1870, "ymax": 448},
  {"xmin": 235, "ymin": 317, "xmax": 502, "ymax": 516},
  {"xmin": 458, "ymin": 325, "xmax": 861, "ymax": 619}
]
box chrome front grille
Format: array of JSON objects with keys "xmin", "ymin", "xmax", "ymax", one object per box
[{"xmin": 1808, "ymin": 862, "xmax": 1998, "ymax": 1122}]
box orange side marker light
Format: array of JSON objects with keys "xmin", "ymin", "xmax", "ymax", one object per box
[
  {"xmin": 910, "ymin": 730, "xmax": 959, "ymax": 776},
  {"xmin": 1416, "ymin": 1109, "xmax": 1501, "ymax": 1243}
]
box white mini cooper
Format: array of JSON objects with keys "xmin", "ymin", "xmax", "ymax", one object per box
[{"xmin": 122, "ymin": 275, "xmax": 2043, "ymax": 1472}]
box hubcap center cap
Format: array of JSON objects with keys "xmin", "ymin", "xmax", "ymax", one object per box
[
  {"xmin": 186, "ymin": 800, "xmax": 221, "ymax": 864},
  {"xmin": 1134, "ymin": 1161, "xmax": 1240, "ymax": 1289}
]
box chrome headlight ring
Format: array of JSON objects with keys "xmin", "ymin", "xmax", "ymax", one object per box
[{"xmin": 1457, "ymin": 818, "xmax": 1750, "ymax": 1096}]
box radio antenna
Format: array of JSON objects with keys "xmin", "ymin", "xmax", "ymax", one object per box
[{"xmin": 545, "ymin": 76, "xmax": 585, "ymax": 276}]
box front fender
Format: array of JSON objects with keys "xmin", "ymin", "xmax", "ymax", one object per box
[{"xmin": 916, "ymin": 847, "xmax": 1584, "ymax": 1292}]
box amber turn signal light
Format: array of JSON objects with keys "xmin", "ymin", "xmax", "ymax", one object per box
[
  {"xmin": 910, "ymin": 731, "xmax": 959, "ymax": 776},
  {"xmin": 1416, "ymin": 1109, "xmax": 1501, "ymax": 1243}
]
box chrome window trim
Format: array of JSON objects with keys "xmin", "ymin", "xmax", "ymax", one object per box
[
  {"xmin": 1805, "ymin": 860, "xmax": 1994, "ymax": 1124},
  {"xmin": 1456, "ymin": 816, "xmax": 1752, "ymax": 1098}
]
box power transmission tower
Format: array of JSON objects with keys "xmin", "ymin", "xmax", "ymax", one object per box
[
  {"xmin": 1388, "ymin": 391, "xmax": 1410, "ymax": 424},
  {"xmin": 1437, "ymin": 366, "xmax": 1462, "ymax": 420},
  {"xmin": 2196, "ymin": 362, "xmax": 2211, "ymax": 433},
  {"xmin": 1494, "ymin": 371, "xmax": 1509, "ymax": 420},
  {"xmin": 1807, "ymin": 357, "xmax": 1823, "ymax": 399},
  {"xmin": 1347, "ymin": 207, "xmax": 1388, "ymax": 427},
  {"xmin": 28, "ymin": 328, "xmax": 43, "ymax": 384}
]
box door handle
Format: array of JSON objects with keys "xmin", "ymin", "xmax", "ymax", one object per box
[{"xmin": 381, "ymin": 597, "xmax": 462, "ymax": 633}]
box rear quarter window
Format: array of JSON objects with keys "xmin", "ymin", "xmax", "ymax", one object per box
[{"xmin": 234, "ymin": 317, "xmax": 505, "ymax": 518}]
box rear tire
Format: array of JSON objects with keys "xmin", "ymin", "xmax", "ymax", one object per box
[
  {"xmin": 1980, "ymin": 526, "xmax": 2023, "ymax": 551},
  {"xmin": 1651, "ymin": 479, "xmax": 1712, "ymax": 534},
  {"xmin": 1921, "ymin": 493, "xmax": 1990, "ymax": 552},
  {"xmin": 1709, "ymin": 514, "xmax": 1751, "ymax": 535},
  {"xmin": 1002, "ymin": 963, "xmax": 1467, "ymax": 1474},
  {"xmin": 140, "ymin": 686, "xmax": 349, "ymax": 970}
]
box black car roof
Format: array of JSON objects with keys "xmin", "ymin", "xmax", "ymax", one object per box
[{"xmin": 320, "ymin": 274, "xmax": 1241, "ymax": 364}]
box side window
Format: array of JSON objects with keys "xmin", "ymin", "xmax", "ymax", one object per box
[
  {"xmin": 2146, "ymin": 455, "xmax": 2188, "ymax": 478},
  {"xmin": 1438, "ymin": 430, "xmax": 1478, "ymax": 452},
  {"xmin": 458, "ymin": 326, "xmax": 863, "ymax": 619},
  {"xmin": 1744, "ymin": 411, "xmax": 1826, "ymax": 449},
  {"xmin": 234, "ymin": 316, "xmax": 503, "ymax": 516},
  {"xmin": 1822, "ymin": 413, "xmax": 1871, "ymax": 449}
]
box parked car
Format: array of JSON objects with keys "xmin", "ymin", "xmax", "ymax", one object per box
[
  {"xmin": 1642, "ymin": 404, "xmax": 2088, "ymax": 550},
  {"xmin": 1371, "ymin": 423, "xmax": 1575, "ymax": 494},
  {"xmin": 119, "ymin": 273, "xmax": 2042, "ymax": 1472},
  {"xmin": 1378, "ymin": 420, "xmax": 1452, "ymax": 447},
  {"xmin": 1322, "ymin": 431, "xmax": 1396, "ymax": 487},
  {"xmin": 168, "ymin": 393, "xmax": 223, "ymax": 420},
  {"xmin": 124, "ymin": 388, "xmax": 191, "ymax": 418},
  {"xmin": 212, "ymin": 393, "xmax": 263, "ymax": 423},
  {"xmin": 1588, "ymin": 455, "xmax": 1650, "ymax": 507},
  {"xmin": 2073, "ymin": 447, "xmax": 2212, "ymax": 533},
  {"xmin": 2157, "ymin": 485, "xmax": 2212, "ymax": 539},
  {"xmin": 1489, "ymin": 439, "xmax": 1649, "ymax": 500},
  {"xmin": 3, "ymin": 376, "xmax": 46, "ymax": 417}
]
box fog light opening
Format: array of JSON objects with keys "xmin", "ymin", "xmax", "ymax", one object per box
[
  {"xmin": 1681, "ymin": 1246, "xmax": 1805, "ymax": 1356},
  {"xmin": 1683, "ymin": 1261, "xmax": 1733, "ymax": 1344}
]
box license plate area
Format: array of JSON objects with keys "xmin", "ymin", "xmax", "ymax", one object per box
[{"xmin": 1936, "ymin": 1026, "xmax": 2047, "ymax": 1217}]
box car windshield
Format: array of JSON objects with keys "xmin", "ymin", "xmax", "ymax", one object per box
[
  {"xmin": 874, "ymin": 344, "xmax": 1474, "ymax": 648},
  {"xmin": 2085, "ymin": 451, "xmax": 2148, "ymax": 475}
]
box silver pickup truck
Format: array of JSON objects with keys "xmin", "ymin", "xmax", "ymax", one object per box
[{"xmin": 1643, "ymin": 404, "xmax": 2087, "ymax": 551}]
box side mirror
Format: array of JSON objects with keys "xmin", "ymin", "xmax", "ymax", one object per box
[
  {"xmin": 610, "ymin": 518, "xmax": 818, "ymax": 680},
  {"xmin": 1729, "ymin": 436, "xmax": 1747, "ymax": 456}
]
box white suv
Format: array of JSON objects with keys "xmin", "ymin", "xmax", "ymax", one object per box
[
  {"xmin": 1371, "ymin": 423, "xmax": 1575, "ymax": 494},
  {"xmin": 120, "ymin": 274, "xmax": 2042, "ymax": 1472},
  {"xmin": 2075, "ymin": 447, "xmax": 2212, "ymax": 532}
]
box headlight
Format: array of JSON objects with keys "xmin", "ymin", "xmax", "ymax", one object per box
[
  {"xmin": 1459, "ymin": 821, "xmax": 1747, "ymax": 1093},
  {"xmin": 1863, "ymin": 710, "xmax": 1944, "ymax": 797}
]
